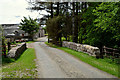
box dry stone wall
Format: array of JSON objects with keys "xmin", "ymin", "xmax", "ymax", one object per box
[
  {"xmin": 62, "ymin": 41, "xmax": 100, "ymax": 57},
  {"xmin": 7, "ymin": 43, "xmax": 27, "ymax": 58}
]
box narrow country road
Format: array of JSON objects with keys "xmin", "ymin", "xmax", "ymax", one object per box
[{"xmin": 34, "ymin": 37, "xmax": 117, "ymax": 78}]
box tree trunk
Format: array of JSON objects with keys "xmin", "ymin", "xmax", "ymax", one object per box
[
  {"xmin": 72, "ymin": 2, "xmax": 75, "ymax": 42},
  {"xmin": 74, "ymin": 2, "xmax": 79, "ymax": 43},
  {"xmin": 29, "ymin": 34, "xmax": 34, "ymax": 41},
  {"xmin": 56, "ymin": 2, "xmax": 60, "ymax": 42},
  {"xmin": 56, "ymin": 2, "xmax": 62, "ymax": 46},
  {"xmin": 48, "ymin": 2, "xmax": 53, "ymax": 43}
]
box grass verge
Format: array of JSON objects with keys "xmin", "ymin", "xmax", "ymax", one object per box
[
  {"xmin": 45, "ymin": 42, "xmax": 119, "ymax": 78},
  {"xmin": 2, "ymin": 48, "xmax": 37, "ymax": 78},
  {"xmin": 26, "ymin": 41, "xmax": 36, "ymax": 43}
]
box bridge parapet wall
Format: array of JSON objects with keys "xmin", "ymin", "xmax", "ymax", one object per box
[
  {"xmin": 7, "ymin": 43, "xmax": 27, "ymax": 59},
  {"xmin": 62, "ymin": 41, "xmax": 100, "ymax": 57}
]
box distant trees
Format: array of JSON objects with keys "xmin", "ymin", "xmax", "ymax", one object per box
[{"xmin": 19, "ymin": 16, "xmax": 39, "ymax": 40}]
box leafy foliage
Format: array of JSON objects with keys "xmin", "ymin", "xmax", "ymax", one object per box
[
  {"xmin": 93, "ymin": 2, "xmax": 120, "ymax": 48},
  {"xmin": 19, "ymin": 16, "xmax": 39, "ymax": 40},
  {"xmin": 77, "ymin": 2, "xmax": 120, "ymax": 49},
  {"xmin": 46, "ymin": 16, "xmax": 62, "ymax": 43},
  {"xmin": 62, "ymin": 16, "xmax": 72, "ymax": 41},
  {"xmin": 28, "ymin": 1, "xmax": 120, "ymax": 48},
  {"xmin": 78, "ymin": 2, "xmax": 100, "ymax": 45}
]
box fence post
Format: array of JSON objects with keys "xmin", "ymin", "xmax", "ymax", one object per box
[
  {"xmin": 103, "ymin": 46, "xmax": 106, "ymax": 57},
  {"xmin": 7, "ymin": 42, "xmax": 11, "ymax": 52},
  {"xmin": 2, "ymin": 43, "xmax": 6, "ymax": 57},
  {"xmin": 112, "ymin": 50, "xmax": 115, "ymax": 61}
]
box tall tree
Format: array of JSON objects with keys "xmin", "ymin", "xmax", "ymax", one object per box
[
  {"xmin": 73, "ymin": 2, "xmax": 79, "ymax": 43},
  {"xmin": 46, "ymin": 16, "xmax": 62, "ymax": 44}
]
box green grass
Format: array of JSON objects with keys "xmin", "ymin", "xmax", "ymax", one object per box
[
  {"xmin": 2, "ymin": 48, "xmax": 37, "ymax": 78},
  {"xmin": 26, "ymin": 41, "xmax": 35, "ymax": 43},
  {"xmin": 61, "ymin": 36, "xmax": 73, "ymax": 42},
  {"xmin": 11, "ymin": 41, "xmax": 16, "ymax": 45},
  {"xmin": 44, "ymin": 34, "xmax": 48, "ymax": 36},
  {"xmin": 61, "ymin": 37, "xmax": 66, "ymax": 41},
  {"xmin": 0, "ymin": 68, "xmax": 1, "ymax": 79},
  {"xmin": 45, "ymin": 42, "xmax": 119, "ymax": 78},
  {"xmin": 45, "ymin": 42, "xmax": 58, "ymax": 48}
]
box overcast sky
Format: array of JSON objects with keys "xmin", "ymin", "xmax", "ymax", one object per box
[{"xmin": 0, "ymin": 0, "xmax": 48, "ymax": 24}]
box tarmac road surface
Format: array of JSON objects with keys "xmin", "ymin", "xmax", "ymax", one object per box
[{"xmin": 34, "ymin": 37, "xmax": 117, "ymax": 78}]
